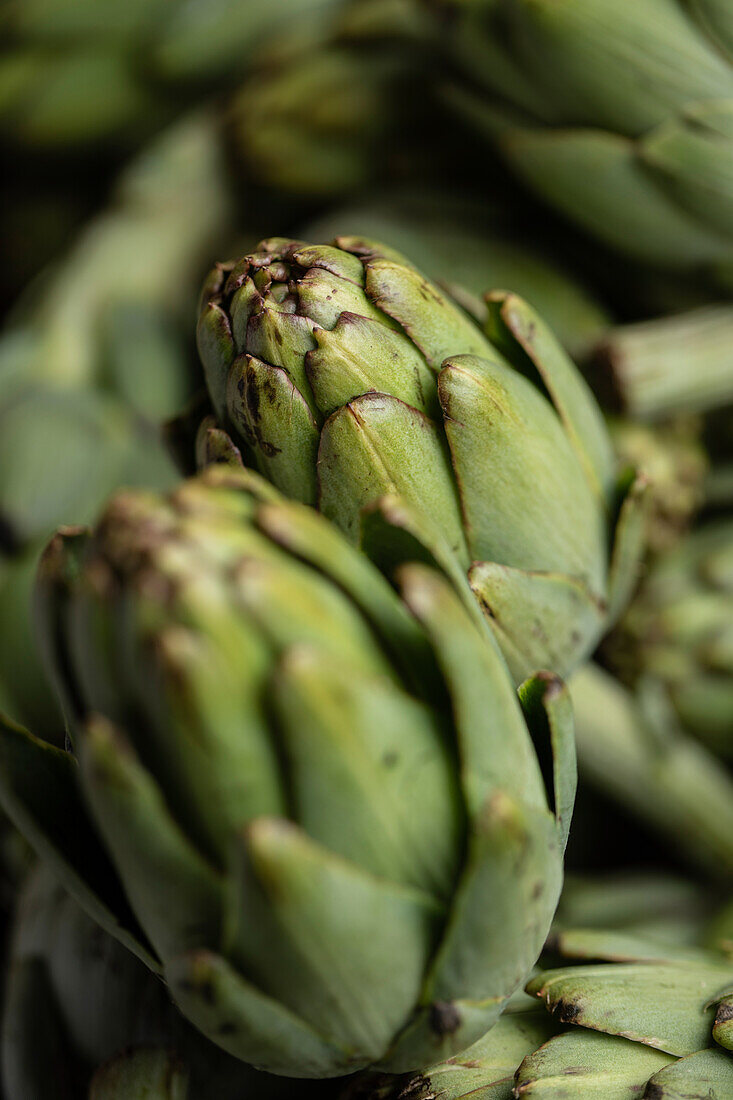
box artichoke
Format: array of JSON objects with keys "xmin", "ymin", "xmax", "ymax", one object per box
[
  {"xmin": 3, "ymin": 863, "xmax": 332, "ymax": 1100},
  {"xmin": 0, "ymin": 112, "xmax": 232, "ymax": 740},
  {"xmin": 0, "ymin": 0, "xmax": 346, "ymax": 150},
  {"xmin": 0, "ymin": 466, "xmax": 575, "ymax": 1077},
  {"xmin": 195, "ymin": 236, "xmax": 644, "ymax": 683},
  {"xmin": 437, "ymin": 0, "xmax": 733, "ymax": 280},
  {"xmin": 602, "ymin": 521, "xmax": 733, "ymax": 760}
]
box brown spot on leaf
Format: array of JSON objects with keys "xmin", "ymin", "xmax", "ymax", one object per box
[
  {"xmin": 554, "ymin": 998, "xmax": 582, "ymax": 1024},
  {"xmin": 429, "ymin": 1001, "xmax": 461, "ymax": 1036}
]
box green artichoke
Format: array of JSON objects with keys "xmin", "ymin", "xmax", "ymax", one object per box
[
  {"xmin": 229, "ymin": 1, "xmax": 434, "ymax": 202},
  {"xmin": 0, "ymin": 466, "xmax": 575, "ymax": 1077},
  {"xmin": 3, "ymin": 863, "xmax": 332, "ymax": 1100},
  {"xmin": 195, "ymin": 236, "xmax": 644, "ymax": 683},
  {"xmin": 602, "ymin": 521, "xmax": 733, "ymax": 760},
  {"xmin": 2, "ymin": 110, "xmax": 231, "ymax": 405},
  {"xmin": 437, "ymin": 0, "xmax": 733, "ymax": 280},
  {"xmin": 0, "ymin": 0, "xmax": 345, "ymax": 150}
]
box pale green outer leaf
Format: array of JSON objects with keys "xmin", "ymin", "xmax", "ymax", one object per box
[
  {"xmin": 270, "ymin": 645, "xmax": 461, "ymax": 899},
  {"xmin": 225, "ymin": 818, "xmax": 439, "ymax": 1069},
  {"xmin": 645, "ymin": 1047, "xmax": 733, "ymax": 1100},
  {"xmin": 427, "ymin": 797, "xmax": 561, "ymax": 1005},
  {"xmin": 231, "ymin": 553, "xmax": 393, "ymax": 681},
  {"xmin": 439, "ymin": 354, "xmax": 606, "ymax": 590},
  {"xmin": 514, "ymin": 1030, "xmax": 675, "ymax": 1098},
  {"xmin": 318, "ymin": 393, "xmax": 468, "ymax": 565},
  {"xmin": 166, "ymin": 951, "xmax": 349, "ymax": 1078},
  {"xmin": 79, "ymin": 717, "xmax": 224, "ymax": 965},
  {"xmin": 254, "ymin": 497, "xmax": 440, "ymax": 692},
  {"xmin": 399, "ymin": 564, "xmax": 546, "ymax": 813},
  {"xmin": 469, "ymin": 564, "xmax": 604, "ymax": 684},
  {"xmin": 401, "ymin": 1010, "xmax": 556, "ymax": 1100},
  {"xmin": 382, "ymin": 797, "xmax": 561, "ymax": 1073},
  {"xmin": 485, "ymin": 292, "xmax": 614, "ymax": 502},
  {"xmin": 606, "ymin": 471, "xmax": 648, "ymax": 627},
  {"xmin": 519, "ymin": 673, "xmax": 576, "ymax": 853},
  {"xmin": 527, "ymin": 961, "xmax": 733, "ymax": 1055},
  {"xmin": 133, "ymin": 612, "xmax": 286, "ymax": 864},
  {"xmin": 360, "ymin": 494, "xmax": 482, "ymax": 621}
]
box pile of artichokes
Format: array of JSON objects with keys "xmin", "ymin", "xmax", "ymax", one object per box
[{"xmin": 0, "ymin": 1, "xmax": 732, "ymax": 1098}]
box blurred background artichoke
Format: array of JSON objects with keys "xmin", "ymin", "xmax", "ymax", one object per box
[{"xmin": 0, "ymin": 0, "xmax": 732, "ymax": 1093}]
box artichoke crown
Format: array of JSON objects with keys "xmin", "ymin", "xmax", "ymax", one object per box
[
  {"xmin": 197, "ymin": 236, "xmax": 645, "ymax": 681},
  {"xmin": 0, "ymin": 467, "xmax": 575, "ymax": 1077}
]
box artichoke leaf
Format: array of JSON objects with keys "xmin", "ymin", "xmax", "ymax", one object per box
[
  {"xmin": 514, "ymin": 1029, "xmax": 675, "ymax": 1098},
  {"xmin": 79, "ymin": 716, "xmax": 224, "ymax": 965},
  {"xmin": 224, "ymin": 817, "xmax": 439, "ymax": 1067},
  {"xmin": 469, "ymin": 561, "xmax": 605, "ymax": 683},
  {"xmin": 485, "ymin": 290, "xmax": 615, "ymax": 502},
  {"xmin": 0, "ymin": 713, "xmax": 156, "ymax": 971},
  {"xmin": 166, "ymin": 949, "xmax": 349, "ymax": 1079}
]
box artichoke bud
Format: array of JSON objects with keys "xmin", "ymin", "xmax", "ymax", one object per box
[
  {"xmin": 197, "ymin": 237, "xmax": 644, "ymax": 680},
  {"xmin": 438, "ymin": 0, "xmax": 733, "ymax": 274},
  {"xmin": 14, "ymin": 466, "xmax": 576, "ymax": 1077},
  {"xmin": 609, "ymin": 417, "xmax": 707, "ymax": 554},
  {"xmin": 601, "ymin": 521, "xmax": 733, "ymax": 757}
]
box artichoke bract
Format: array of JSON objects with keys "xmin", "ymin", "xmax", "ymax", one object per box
[
  {"xmin": 0, "ymin": 467, "xmax": 575, "ymax": 1078},
  {"xmin": 196, "ymin": 237, "xmax": 645, "ymax": 683}
]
